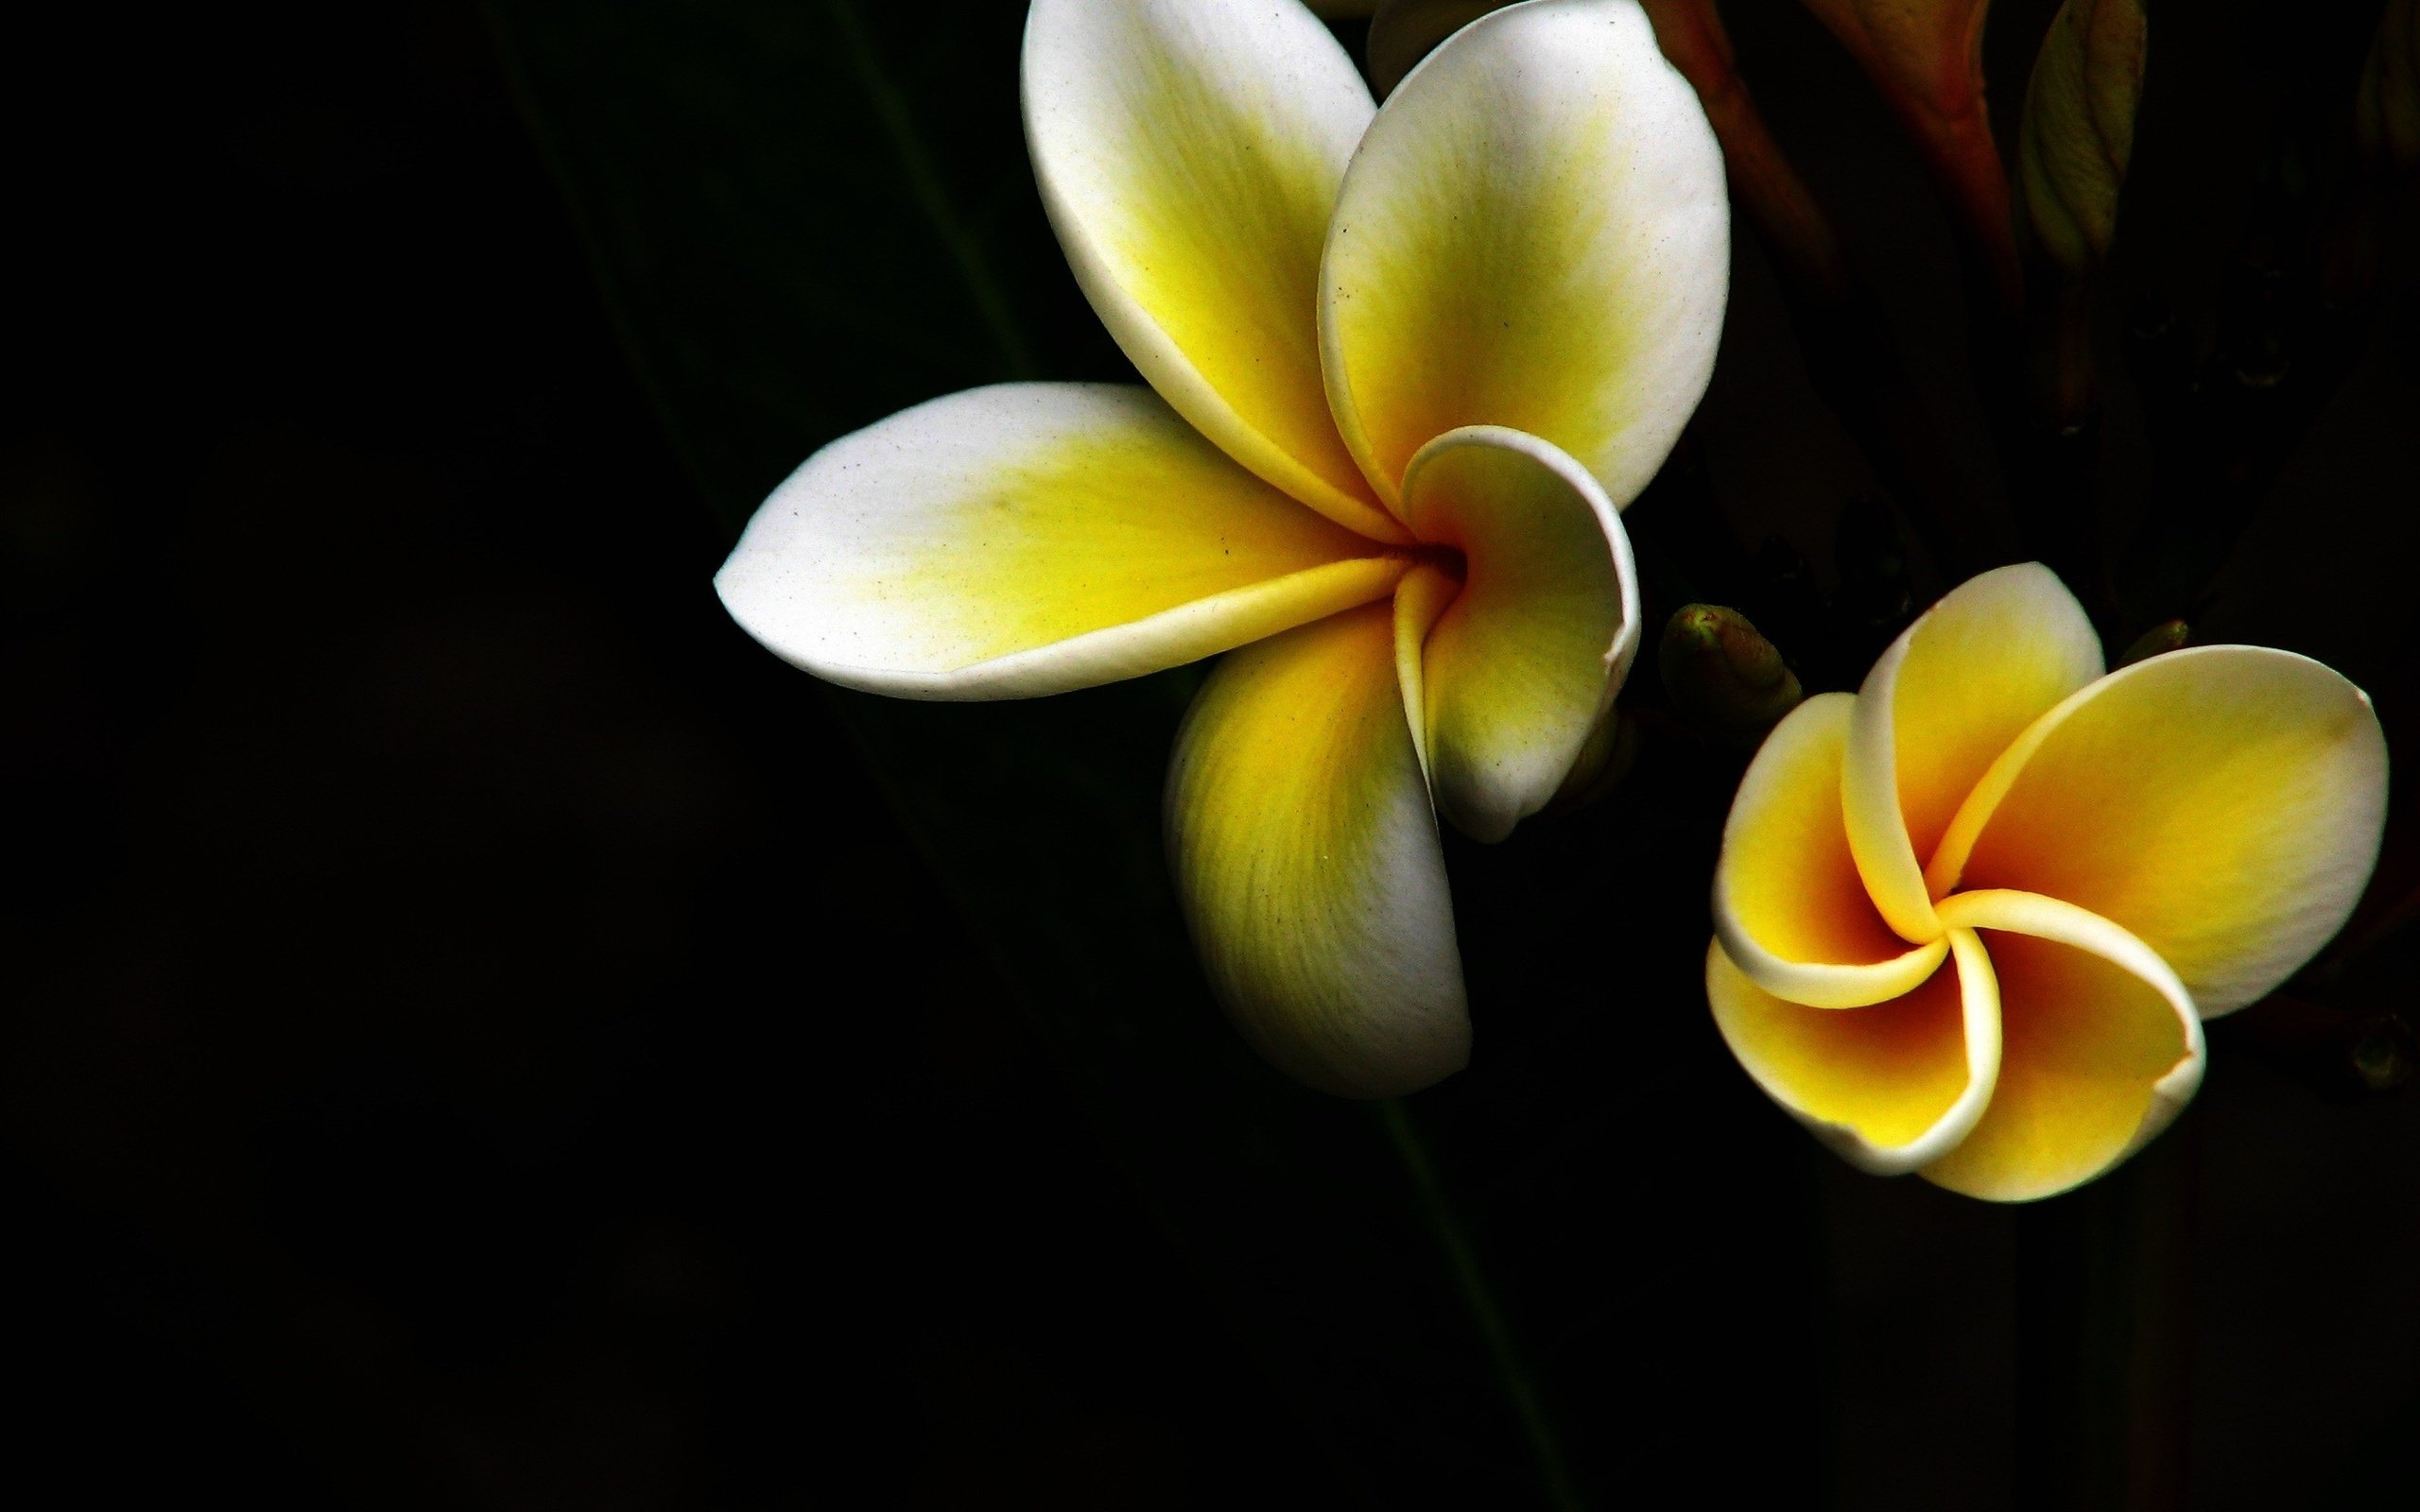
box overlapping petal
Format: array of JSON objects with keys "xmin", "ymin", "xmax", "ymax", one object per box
[
  {"xmin": 1709, "ymin": 930, "xmax": 1999, "ymax": 1173},
  {"xmin": 1319, "ymin": 0, "xmax": 1728, "ymax": 510},
  {"xmin": 1396, "ymin": 427, "xmax": 1640, "ymax": 842},
  {"xmin": 1709, "ymin": 554, "xmax": 2383, "ymax": 1197},
  {"xmin": 1843, "ymin": 562, "xmax": 2103, "ymax": 941},
  {"xmin": 715, "ymin": 385, "xmax": 1408, "ymax": 698},
  {"xmin": 1391, "ymin": 558, "xmax": 1461, "ymax": 782},
  {"xmin": 1924, "ymin": 890, "xmax": 2204, "ymax": 1200},
  {"xmin": 1167, "ymin": 602, "xmax": 1469, "ymax": 1098},
  {"xmin": 1932, "ymin": 646, "xmax": 2389, "ymax": 1015},
  {"xmin": 1024, "ymin": 0, "xmax": 1402, "ymax": 540},
  {"xmin": 1714, "ymin": 694, "xmax": 1951, "ymax": 1007}
]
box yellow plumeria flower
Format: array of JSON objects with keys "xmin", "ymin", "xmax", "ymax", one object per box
[
  {"xmin": 1708, "ymin": 565, "xmax": 2388, "ymax": 1200},
  {"xmin": 715, "ymin": 0, "xmax": 1729, "ymax": 1096}
]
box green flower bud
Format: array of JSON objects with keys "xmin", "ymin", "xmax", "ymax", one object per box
[
  {"xmin": 1660, "ymin": 604, "xmax": 1804, "ymax": 749},
  {"xmin": 2015, "ymin": 0, "xmax": 2147, "ymax": 281},
  {"xmin": 2356, "ymin": 0, "xmax": 2418, "ymax": 172},
  {"xmin": 2118, "ymin": 618, "xmax": 2189, "ymax": 667},
  {"xmin": 2350, "ymin": 1013, "xmax": 2416, "ymax": 1094}
]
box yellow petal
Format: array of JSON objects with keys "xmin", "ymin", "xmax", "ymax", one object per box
[
  {"xmin": 716, "ymin": 385, "xmax": 1407, "ymax": 698},
  {"xmin": 1398, "ymin": 426, "xmax": 1640, "ymax": 842},
  {"xmin": 1167, "ymin": 602, "xmax": 1468, "ymax": 1097},
  {"xmin": 1932, "ymin": 646, "xmax": 2389, "ymax": 1016},
  {"xmin": 1392, "ymin": 558, "xmax": 1461, "ymax": 783},
  {"xmin": 1844, "ymin": 562, "xmax": 2104, "ymax": 941},
  {"xmin": 1924, "ymin": 890, "xmax": 2204, "ymax": 1201},
  {"xmin": 1320, "ymin": 0, "xmax": 1729, "ymax": 507},
  {"xmin": 1708, "ymin": 930, "xmax": 1999, "ymax": 1174},
  {"xmin": 1713, "ymin": 693, "xmax": 1951, "ymax": 1008},
  {"xmin": 1024, "ymin": 0, "xmax": 1404, "ymax": 541}
]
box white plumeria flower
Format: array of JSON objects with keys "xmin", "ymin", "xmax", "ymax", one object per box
[{"xmin": 716, "ymin": 0, "xmax": 1728, "ymax": 1096}]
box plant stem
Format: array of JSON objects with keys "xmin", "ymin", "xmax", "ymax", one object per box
[
  {"xmin": 2014, "ymin": 1117, "xmax": 2198, "ymax": 1512},
  {"xmin": 1379, "ymin": 1099, "xmax": 1582, "ymax": 1512}
]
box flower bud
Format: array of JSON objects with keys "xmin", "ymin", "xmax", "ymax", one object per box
[
  {"xmin": 1660, "ymin": 604, "xmax": 1803, "ymax": 749},
  {"xmin": 2118, "ymin": 618, "xmax": 2188, "ymax": 667},
  {"xmin": 2014, "ymin": 0, "xmax": 2147, "ymax": 283},
  {"xmin": 2350, "ymin": 1012, "xmax": 2417, "ymax": 1094},
  {"xmin": 2356, "ymin": 0, "xmax": 2418, "ymax": 172}
]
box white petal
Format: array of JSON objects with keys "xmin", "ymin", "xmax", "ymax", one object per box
[
  {"xmin": 716, "ymin": 384, "xmax": 1406, "ymax": 698},
  {"xmin": 1024, "ymin": 0, "xmax": 1402, "ymax": 539},
  {"xmin": 1321, "ymin": 0, "xmax": 1728, "ymax": 507},
  {"xmin": 1397, "ymin": 425, "xmax": 1640, "ymax": 841}
]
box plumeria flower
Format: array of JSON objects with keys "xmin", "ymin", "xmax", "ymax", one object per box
[
  {"xmin": 716, "ymin": 0, "xmax": 1728, "ymax": 1095},
  {"xmin": 1707, "ymin": 565, "xmax": 2387, "ymax": 1200}
]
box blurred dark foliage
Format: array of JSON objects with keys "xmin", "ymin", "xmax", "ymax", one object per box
[{"xmin": 4, "ymin": 1, "xmax": 2417, "ymax": 1507}]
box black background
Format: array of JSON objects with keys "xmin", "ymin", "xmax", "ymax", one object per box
[{"xmin": 8, "ymin": 1, "xmax": 2418, "ymax": 1506}]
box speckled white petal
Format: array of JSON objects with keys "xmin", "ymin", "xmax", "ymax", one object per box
[
  {"xmin": 1025, "ymin": 0, "xmax": 1401, "ymax": 539},
  {"xmin": 716, "ymin": 385, "xmax": 1407, "ymax": 698},
  {"xmin": 1322, "ymin": 0, "xmax": 1728, "ymax": 507}
]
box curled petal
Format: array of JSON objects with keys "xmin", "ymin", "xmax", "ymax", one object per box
[
  {"xmin": 1321, "ymin": 0, "xmax": 1728, "ymax": 508},
  {"xmin": 716, "ymin": 385, "xmax": 1407, "ymax": 698},
  {"xmin": 1024, "ymin": 0, "xmax": 1402, "ymax": 540},
  {"xmin": 1167, "ymin": 602, "xmax": 1469, "ymax": 1097},
  {"xmin": 1925, "ymin": 890, "xmax": 2204, "ymax": 1201},
  {"xmin": 1708, "ymin": 929, "xmax": 2000, "ymax": 1174},
  {"xmin": 1714, "ymin": 694, "xmax": 1951, "ymax": 1007},
  {"xmin": 1932, "ymin": 646, "xmax": 2389, "ymax": 1016},
  {"xmin": 1392, "ymin": 558, "xmax": 1461, "ymax": 783},
  {"xmin": 1844, "ymin": 562, "xmax": 2103, "ymax": 941},
  {"xmin": 1398, "ymin": 427, "xmax": 1640, "ymax": 842}
]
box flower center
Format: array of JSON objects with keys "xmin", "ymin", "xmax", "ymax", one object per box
[{"xmin": 1404, "ymin": 541, "xmax": 1468, "ymax": 584}]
